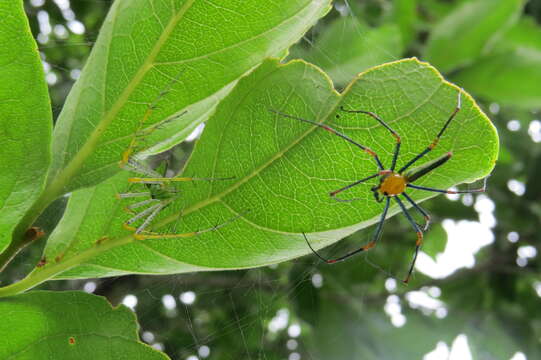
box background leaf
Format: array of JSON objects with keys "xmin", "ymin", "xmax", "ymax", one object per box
[
  {"xmin": 0, "ymin": 0, "xmax": 52, "ymax": 252},
  {"xmin": 48, "ymin": 0, "xmax": 331, "ymax": 194},
  {"xmin": 424, "ymin": 0, "xmax": 524, "ymax": 72},
  {"xmin": 289, "ymin": 16, "xmax": 403, "ymax": 86},
  {"xmin": 0, "ymin": 291, "xmax": 168, "ymax": 359},
  {"xmin": 31, "ymin": 58, "xmax": 498, "ymax": 281},
  {"xmin": 452, "ymin": 48, "xmax": 541, "ymax": 109},
  {"xmin": 421, "ymin": 224, "xmax": 447, "ymax": 260}
]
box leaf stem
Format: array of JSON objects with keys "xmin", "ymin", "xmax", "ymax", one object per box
[
  {"xmin": 0, "ymin": 233, "xmax": 133, "ymax": 297},
  {"xmin": 0, "ymin": 186, "xmax": 60, "ymax": 272}
]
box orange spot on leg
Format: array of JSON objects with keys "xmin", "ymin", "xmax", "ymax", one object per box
[
  {"xmin": 365, "ymin": 149, "xmax": 376, "ymax": 156},
  {"xmin": 362, "ymin": 241, "xmax": 376, "ymax": 251}
]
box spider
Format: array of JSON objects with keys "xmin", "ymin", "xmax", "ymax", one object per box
[
  {"xmin": 117, "ymin": 74, "xmax": 238, "ymax": 241},
  {"xmin": 117, "ymin": 158, "xmax": 237, "ymax": 240},
  {"xmin": 270, "ymin": 91, "xmax": 487, "ymax": 283}
]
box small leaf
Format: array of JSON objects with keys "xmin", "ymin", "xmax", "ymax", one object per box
[
  {"xmin": 48, "ymin": 0, "xmax": 332, "ymax": 193},
  {"xmin": 453, "ymin": 48, "xmax": 541, "ymax": 109},
  {"xmin": 424, "ymin": 0, "xmax": 524, "ymax": 72},
  {"xmin": 0, "ymin": 291, "xmax": 168, "ymax": 359},
  {"xmin": 422, "ymin": 223, "xmax": 447, "ymax": 260},
  {"xmin": 0, "ymin": 0, "xmax": 52, "ymax": 252},
  {"xmin": 27, "ymin": 58, "xmax": 498, "ymax": 282}
]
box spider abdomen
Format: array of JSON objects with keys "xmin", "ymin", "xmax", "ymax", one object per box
[{"xmin": 379, "ymin": 173, "xmax": 407, "ymax": 196}]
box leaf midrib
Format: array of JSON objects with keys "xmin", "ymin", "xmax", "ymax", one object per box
[
  {"xmin": 51, "ymin": 0, "xmax": 197, "ymax": 193},
  {"xmin": 153, "ymin": 62, "xmax": 340, "ymax": 228},
  {"xmin": 51, "ymin": 0, "xmax": 322, "ymax": 193}
]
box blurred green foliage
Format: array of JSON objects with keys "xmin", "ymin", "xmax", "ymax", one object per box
[{"xmin": 12, "ymin": 0, "xmax": 541, "ymax": 358}]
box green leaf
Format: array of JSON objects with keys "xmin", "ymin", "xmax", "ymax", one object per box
[
  {"xmin": 0, "ymin": 291, "xmax": 168, "ymax": 359},
  {"xmin": 392, "ymin": 0, "xmax": 417, "ymax": 46},
  {"xmin": 0, "ymin": 1, "xmax": 52, "ymax": 252},
  {"xmin": 422, "ymin": 224, "xmax": 447, "ymax": 260},
  {"xmin": 48, "ymin": 0, "xmax": 331, "ymax": 194},
  {"xmin": 497, "ymin": 16, "xmax": 541, "ymax": 53},
  {"xmin": 6, "ymin": 58, "xmax": 497, "ymax": 285},
  {"xmin": 424, "ymin": 0, "xmax": 524, "ymax": 72},
  {"xmin": 290, "ymin": 16, "xmax": 403, "ymax": 85},
  {"xmin": 452, "ymin": 48, "xmax": 541, "ymax": 109}
]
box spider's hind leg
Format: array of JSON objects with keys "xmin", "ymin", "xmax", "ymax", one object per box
[
  {"xmin": 402, "ymin": 192, "xmax": 431, "ymax": 231},
  {"xmin": 394, "ymin": 196, "xmax": 423, "ymax": 284}
]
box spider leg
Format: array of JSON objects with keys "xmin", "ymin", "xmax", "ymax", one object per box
[
  {"xmin": 340, "ymin": 107, "xmax": 401, "ymax": 171},
  {"xmin": 269, "ymin": 109, "xmax": 384, "ymax": 170},
  {"xmin": 116, "ymin": 192, "xmax": 151, "ymax": 199},
  {"xmin": 394, "ymin": 196, "xmax": 423, "ymax": 284},
  {"xmin": 125, "ymin": 198, "xmax": 160, "ymax": 211},
  {"xmin": 134, "ymin": 211, "xmax": 245, "ymax": 240},
  {"xmin": 329, "ymin": 173, "xmax": 380, "ymax": 202},
  {"xmin": 134, "ymin": 203, "xmax": 167, "ymax": 234},
  {"xmin": 119, "ymin": 71, "xmax": 186, "ymax": 167},
  {"xmin": 119, "ymin": 104, "xmax": 158, "ymax": 168},
  {"xmin": 304, "ymin": 196, "xmax": 391, "ymax": 263},
  {"xmin": 401, "ymin": 192, "xmax": 431, "ymax": 231},
  {"xmin": 123, "ymin": 203, "xmax": 163, "ymax": 231},
  {"xmin": 398, "ymin": 91, "xmax": 462, "ymax": 173},
  {"xmin": 128, "ymin": 176, "xmax": 235, "ymax": 184},
  {"xmin": 407, "ymin": 176, "xmax": 487, "ymax": 194},
  {"xmin": 122, "ymin": 157, "xmax": 163, "ymax": 177}
]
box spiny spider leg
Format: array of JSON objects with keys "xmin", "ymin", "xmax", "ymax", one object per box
[
  {"xmin": 116, "ymin": 192, "xmax": 151, "ymax": 199},
  {"xmin": 269, "ymin": 109, "xmax": 384, "ymax": 170},
  {"xmin": 394, "ymin": 196, "xmax": 423, "ymax": 284},
  {"xmin": 123, "ymin": 203, "xmax": 163, "ymax": 230},
  {"xmin": 119, "ymin": 71, "xmax": 186, "ymax": 168},
  {"xmin": 401, "ymin": 192, "xmax": 431, "ymax": 231},
  {"xmin": 340, "ymin": 107, "xmax": 401, "ymax": 171},
  {"xmin": 134, "ymin": 211, "xmax": 246, "ymax": 240},
  {"xmin": 134, "ymin": 203, "xmax": 168, "ymax": 234},
  {"xmin": 125, "ymin": 198, "xmax": 160, "ymax": 211},
  {"xmin": 128, "ymin": 176, "xmax": 236, "ymax": 184},
  {"xmin": 123, "ymin": 157, "xmax": 163, "ymax": 178},
  {"xmin": 304, "ymin": 196, "xmax": 391, "ymax": 263},
  {"xmin": 399, "ymin": 91, "xmax": 462, "ymax": 173}
]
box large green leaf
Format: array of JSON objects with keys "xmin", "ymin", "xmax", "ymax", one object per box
[
  {"xmin": 424, "ymin": 0, "xmax": 524, "ymax": 72},
  {"xmin": 0, "ymin": 58, "xmax": 498, "ymax": 291},
  {"xmin": 0, "ymin": 291, "xmax": 168, "ymax": 359},
  {"xmin": 289, "ymin": 16, "xmax": 403, "ymax": 85},
  {"xmin": 48, "ymin": 0, "xmax": 331, "ymax": 194},
  {"xmin": 0, "ymin": 1, "xmax": 52, "ymax": 252}
]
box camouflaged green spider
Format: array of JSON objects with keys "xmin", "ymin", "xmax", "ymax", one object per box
[{"xmin": 116, "ymin": 74, "xmax": 239, "ymax": 240}]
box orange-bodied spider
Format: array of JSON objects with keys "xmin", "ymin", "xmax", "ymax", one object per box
[{"xmin": 270, "ymin": 91, "xmax": 487, "ymax": 283}]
